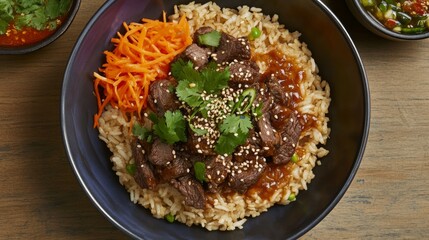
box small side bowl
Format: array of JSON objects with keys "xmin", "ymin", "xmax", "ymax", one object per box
[
  {"xmin": 0, "ymin": 0, "xmax": 81, "ymax": 54},
  {"xmin": 346, "ymin": 0, "xmax": 429, "ymax": 40}
]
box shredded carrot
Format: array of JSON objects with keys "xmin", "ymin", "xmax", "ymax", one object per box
[{"xmin": 93, "ymin": 13, "xmax": 192, "ymax": 127}]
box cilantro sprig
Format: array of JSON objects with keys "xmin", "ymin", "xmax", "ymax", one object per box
[
  {"xmin": 132, "ymin": 110, "xmax": 186, "ymax": 145},
  {"xmin": 172, "ymin": 59, "xmax": 230, "ymax": 109},
  {"xmin": 0, "ymin": 0, "xmax": 72, "ymax": 34},
  {"xmin": 215, "ymin": 114, "xmax": 252, "ymax": 155},
  {"xmin": 150, "ymin": 110, "xmax": 187, "ymax": 145}
]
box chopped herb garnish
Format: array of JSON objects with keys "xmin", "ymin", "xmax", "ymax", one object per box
[
  {"xmin": 152, "ymin": 110, "xmax": 187, "ymax": 145},
  {"xmin": 219, "ymin": 114, "xmax": 252, "ymax": 134},
  {"xmin": 126, "ymin": 163, "xmax": 136, "ymax": 175},
  {"xmin": 172, "ymin": 60, "xmax": 230, "ymax": 105},
  {"xmin": 165, "ymin": 213, "xmax": 175, "ymax": 223},
  {"xmin": 215, "ymin": 130, "xmax": 248, "ymax": 155},
  {"xmin": 193, "ymin": 161, "xmax": 206, "ymax": 182},
  {"xmin": 0, "ymin": 0, "xmax": 72, "ymax": 34},
  {"xmin": 198, "ymin": 30, "xmax": 221, "ymax": 47},
  {"xmin": 189, "ymin": 123, "xmax": 208, "ymax": 136},
  {"xmin": 132, "ymin": 123, "xmax": 152, "ymax": 142}
]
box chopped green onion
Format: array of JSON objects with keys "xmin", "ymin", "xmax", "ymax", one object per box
[
  {"xmin": 360, "ymin": 0, "xmax": 376, "ymax": 7},
  {"xmin": 401, "ymin": 27, "xmax": 426, "ymax": 34},
  {"xmin": 165, "ymin": 213, "xmax": 175, "ymax": 223},
  {"xmin": 378, "ymin": 1, "xmax": 388, "ymax": 12},
  {"xmin": 248, "ymin": 27, "xmax": 262, "ymax": 40},
  {"xmin": 291, "ymin": 152, "xmax": 299, "ymax": 163},
  {"xmin": 288, "ymin": 193, "xmax": 296, "ymax": 201},
  {"xmin": 126, "ymin": 163, "xmax": 136, "ymax": 175},
  {"xmin": 194, "ymin": 162, "xmax": 206, "ymax": 183},
  {"xmin": 198, "ymin": 30, "xmax": 221, "ymax": 47}
]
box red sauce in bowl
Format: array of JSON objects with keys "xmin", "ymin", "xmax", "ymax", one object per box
[{"xmin": 0, "ymin": 24, "xmax": 56, "ymax": 47}]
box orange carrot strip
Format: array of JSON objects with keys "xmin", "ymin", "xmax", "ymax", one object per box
[{"xmin": 93, "ymin": 14, "xmax": 192, "ymax": 128}]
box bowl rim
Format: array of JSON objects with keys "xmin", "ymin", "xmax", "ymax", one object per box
[
  {"xmin": 347, "ymin": 0, "xmax": 429, "ymax": 40},
  {"xmin": 61, "ymin": 0, "xmax": 371, "ymax": 239},
  {"xmin": 0, "ymin": 0, "xmax": 82, "ymax": 55}
]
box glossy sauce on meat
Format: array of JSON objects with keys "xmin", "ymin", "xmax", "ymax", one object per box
[{"xmin": 246, "ymin": 50, "xmax": 318, "ymax": 200}]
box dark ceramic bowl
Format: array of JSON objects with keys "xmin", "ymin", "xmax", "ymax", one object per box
[
  {"xmin": 346, "ymin": 0, "xmax": 429, "ymax": 40},
  {"xmin": 61, "ymin": 0, "xmax": 370, "ymax": 239},
  {"xmin": 0, "ymin": 0, "xmax": 81, "ymax": 54}
]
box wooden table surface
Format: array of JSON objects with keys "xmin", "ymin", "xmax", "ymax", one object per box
[{"xmin": 1, "ymin": 0, "xmax": 428, "ymax": 239}]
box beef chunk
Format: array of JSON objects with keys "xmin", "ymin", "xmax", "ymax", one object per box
[
  {"xmin": 272, "ymin": 111, "xmax": 302, "ymax": 164},
  {"xmin": 228, "ymin": 60, "xmax": 260, "ymax": 86},
  {"xmin": 205, "ymin": 155, "xmax": 232, "ymax": 192},
  {"xmin": 148, "ymin": 78, "xmax": 180, "ymax": 116},
  {"xmin": 147, "ymin": 138, "xmax": 174, "ymax": 166},
  {"xmin": 214, "ymin": 33, "xmax": 251, "ymax": 64},
  {"xmin": 228, "ymin": 156, "xmax": 266, "ymax": 193},
  {"xmin": 258, "ymin": 113, "xmax": 280, "ymax": 156},
  {"xmin": 171, "ymin": 175, "xmax": 206, "ymax": 209},
  {"xmin": 180, "ymin": 43, "xmax": 211, "ymax": 68},
  {"xmin": 187, "ymin": 128, "xmax": 216, "ymax": 156},
  {"xmin": 132, "ymin": 139, "xmax": 157, "ymax": 190},
  {"xmin": 157, "ymin": 151, "xmax": 192, "ymax": 182},
  {"xmin": 193, "ymin": 26, "xmax": 215, "ymax": 44},
  {"xmin": 266, "ymin": 75, "xmax": 290, "ymax": 106}
]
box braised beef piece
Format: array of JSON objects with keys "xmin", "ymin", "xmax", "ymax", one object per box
[
  {"xmin": 157, "ymin": 151, "xmax": 192, "ymax": 182},
  {"xmin": 205, "ymin": 155, "xmax": 232, "ymax": 192},
  {"xmin": 187, "ymin": 128, "xmax": 216, "ymax": 156},
  {"xmin": 271, "ymin": 111, "xmax": 302, "ymax": 164},
  {"xmin": 257, "ymin": 112, "xmax": 280, "ymax": 156},
  {"xmin": 215, "ymin": 33, "xmax": 251, "ymax": 64},
  {"xmin": 227, "ymin": 156, "xmax": 266, "ymax": 193},
  {"xmin": 228, "ymin": 60, "xmax": 260, "ymax": 86},
  {"xmin": 171, "ymin": 175, "xmax": 206, "ymax": 209},
  {"xmin": 180, "ymin": 43, "xmax": 211, "ymax": 68},
  {"xmin": 266, "ymin": 75, "xmax": 290, "ymax": 106},
  {"xmin": 148, "ymin": 78, "xmax": 180, "ymax": 116},
  {"xmin": 147, "ymin": 138, "xmax": 174, "ymax": 166},
  {"xmin": 193, "ymin": 26, "xmax": 215, "ymax": 44},
  {"xmin": 132, "ymin": 139, "xmax": 157, "ymax": 190}
]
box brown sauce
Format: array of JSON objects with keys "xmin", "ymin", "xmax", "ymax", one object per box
[{"xmin": 244, "ymin": 50, "xmax": 319, "ymax": 201}]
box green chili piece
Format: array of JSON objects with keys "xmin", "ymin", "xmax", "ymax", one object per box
[
  {"xmin": 233, "ymin": 88, "xmax": 256, "ymax": 113},
  {"xmin": 288, "ymin": 193, "xmax": 296, "ymax": 201},
  {"xmin": 249, "ymin": 27, "xmax": 262, "ymax": 40},
  {"xmin": 397, "ymin": 12, "xmax": 412, "ymax": 25}
]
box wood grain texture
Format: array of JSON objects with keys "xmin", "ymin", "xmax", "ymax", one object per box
[{"xmin": 0, "ymin": 0, "xmax": 428, "ymax": 239}]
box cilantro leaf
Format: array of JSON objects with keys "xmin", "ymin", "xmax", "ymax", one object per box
[
  {"xmin": 171, "ymin": 59, "xmax": 202, "ymax": 85},
  {"xmin": 176, "ymin": 79, "xmax": 204, "ymax": 108},
  {"xmin": 193, "ymin": 161, "xmax": 206, "ymax": 182},
  {"xmin": 215, "ymin": 114, "xmax": 252, "ymax": 155},
  {"xmin": 200, "ymin": 62, "xmax": 230, "ymax": 94},
  {"xmin": 189, "ymin": 123, "xmax": 208, "ymax": 136},
  {"xmin": 153, "ymin": 110, "xmax": 187, "ymax": 145},
  {"xmin": 215, "ymin": 130, "xmax": 248, "ymax": 155},
  {"xmin": 198, "ymin": 30, "xmax": 221, "ymax": 47},
  {"xmin": 132, "ymin": 123, "xmax": 152, "ymax": 142},
  {"xmin": 219, "ymin": 114, "xmax": 252, "ymax": 134},
  {"xmin": 0, "ymin": 0, "xmax": 14, "ymax": 34}
]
